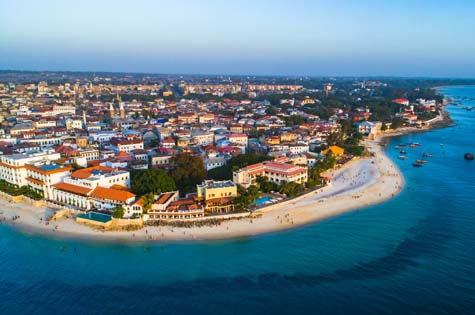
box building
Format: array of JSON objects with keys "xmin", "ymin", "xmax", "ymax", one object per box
[
  {"xmin": 322, "ymin": 145, "xmax": 345, "ymax": 157},
  {"xmin": 196, "ymin": 180, "xmax": 237, "ymax": 214},
  {"xmin": 63, "ymin": 166, "xmax": 130, "ymax": 189},
  {"xmin": 78, "ymin": 149, "xmax": 100, "ymax": 161},
  {"xmin": 228, "ymin": 133, "xmax": 248, "ymax": 147},
  {"xmin": 25, "ymin": 163, "xmax": 72, "ymax": 199},
  {"xmin": 204, "ymin": 156, "xmax": 226, "ymax": 171},
  {"xmin": 110, "ymin": 138, "xmax": 144, "ymax": 153},
  {"xmin": 146, "ymin": 191, "xmax": 205, "ymax": 220},
  {"xmin": 233, "ymin": 160, "xmax": 308, "ymax": 188},
  {"xmin": 0, "ymin": 150, "xmax": 61, "ymax": 187}
]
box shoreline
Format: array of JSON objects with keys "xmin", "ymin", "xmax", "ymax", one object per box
[
  {"xmin": 1, "ymin": 106, "xmax": 454, "ymax": 243},
  {"xmin": 0, "ymin": 139, "xmax": 405, "ymax": 243}
]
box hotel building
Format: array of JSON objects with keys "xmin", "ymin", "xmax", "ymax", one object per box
[
  {"xmin": 196, "ymin": 180, "xmax": 237, "ymax": 214},
  {"xmin": 233, "ymin": 161, "xmax": 308, "ymax": 188}
]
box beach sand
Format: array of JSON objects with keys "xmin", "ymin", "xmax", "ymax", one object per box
[{"xmin": 0, "ymin": 139, "xmax": 404, "ymax": 243}]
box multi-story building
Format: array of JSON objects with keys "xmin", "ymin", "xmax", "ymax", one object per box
[
  {"xmin": 228, "ymin": 133, "xmax": 248, "ymax": 147},
  {"xmin": 63, "ymin": 166, "xmax": 130, "ymax": 189},
  {"xmin": 78, "ymin": 149, "xmax": 100, "ymax": 161},
  {"xmin": 25, "ymin": 164, "xmax": 72, "ymax": 199},
  {"xmin": 233, "ymin": 161, "xmax": 308, "ymax": 188},
  {"xmin": 196, "ymin": 180, "xmax": 237, "ymax": 214},
  {"xmin": 0, "ymin": 150, "xmax": 61, "ymax": 187},
  {"xmin": 192, "ymin": 130, "xmax": 214, "ymax": 146},
  {"xmin": 110, "ymin": 138, "xmax": 144, "ymax": 153}
]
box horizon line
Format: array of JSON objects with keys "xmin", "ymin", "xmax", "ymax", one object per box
[{"xmin": 1, "ymin": 68, "xmax": 475, "ymax": 81}]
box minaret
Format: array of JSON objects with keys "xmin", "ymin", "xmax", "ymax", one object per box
[
  {"xmin": 109, "ymin": 103, "xmax": 115, "ymax": 118},
  {"xmin": 83, "ymin": 109, "xmax": 87, "ymax": 127},
  {"xmin": 119, "ymin": 101, "xmax": 125, "ymax": 119}
]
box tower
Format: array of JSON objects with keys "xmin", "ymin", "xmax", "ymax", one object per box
[
  {"xmin": 109, "ymin": 103, "xmax": 115, "ymax": 118},
  {"xmin": 83, "ymin": 109, "xmax": 87, "ymax": 127},
  {"xmin": 119, "ymin": 101, "xmax": 125, "ymax": 119}
]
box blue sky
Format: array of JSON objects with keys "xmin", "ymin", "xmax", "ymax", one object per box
[{"xmin": 1, "ymin": 0, "xmax": 474, "ymax": 77}]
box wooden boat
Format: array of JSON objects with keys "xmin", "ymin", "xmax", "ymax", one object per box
[
  {"xmin": 416, "ymin": 159, "xmax": 427, "ymax": 164},
  {"xmin": 409, "ymin": 143, "xmax": 421, "ymax": 148}
]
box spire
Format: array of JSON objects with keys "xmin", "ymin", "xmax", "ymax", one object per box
[{"xmin": 109, "ymin": 103, "xmax": 115, "ymax": 118}]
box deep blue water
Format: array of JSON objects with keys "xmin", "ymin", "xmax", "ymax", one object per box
[{"xmin": 1, "ymin": 86, "xmax": 475, "ymax": 315}]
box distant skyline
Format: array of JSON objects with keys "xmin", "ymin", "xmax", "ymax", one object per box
[{"xmin": 1, "ymin": 0, "xmax": 475, "ymax": 77}]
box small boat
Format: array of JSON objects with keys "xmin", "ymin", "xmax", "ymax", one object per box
[
  {"xmin": 400, "ymin": 150, "xmax": 407, "ymax": 154},
  {"xmin": 409, "ymin": 143, "xmax": 421, "ymax": 148},
  {"xmin": 413, "ymin": 162, "xmax": 424, "ymax": 167},
  {"xmin": 422, "ymin": 153, "xmax": 433, "ymax": 157},
  {"xmin": 416, "ymin": 159, "xmax": 427, "ymax": 164},
  {"xmin": 398, "ymin": 155, "xmax": 408, "ymax": 160},
  {"xmin": 399, "ymin": 143, "xmax": 407, "ymax": 147}
]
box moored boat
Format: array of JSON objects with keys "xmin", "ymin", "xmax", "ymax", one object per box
[{"xmin": 398, "ymin": 155, "xmax": 408, "ymax": 160}]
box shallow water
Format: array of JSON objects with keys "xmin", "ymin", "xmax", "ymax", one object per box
[{"xmin": 1, "ymin": 86, "xmax": 474, "ymax": 314}]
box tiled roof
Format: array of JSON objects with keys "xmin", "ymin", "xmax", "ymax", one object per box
[
  {"xmin": 90, "ymin": 186, "xmax": 135, "ymax": 202},
  {"xmin": 25, "ymin": 164, "xmax": 72, "ymax": 175},
  {"xmin": 71, "ymin": 166, "xmax": 115, "ymax": 179},
  {"xmin": 26, "ymin": 177, "xmax": 45, "ymax": 186},
  {"xmin": 53, "ymin": 183, "xmax": 92, "ymax": 196}
]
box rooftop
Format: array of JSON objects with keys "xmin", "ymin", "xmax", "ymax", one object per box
[{"xmin": 199, "ymin": 180, "xmax": 236, "ymax": 189}]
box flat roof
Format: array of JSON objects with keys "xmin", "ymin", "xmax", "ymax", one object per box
[
  {"xmin": 38, "ymin": 164, "xmax": 63, "ymax": 171},
  {"xmin": 203, "ymin": 180, "xmax": 236, "ymax": 189}
]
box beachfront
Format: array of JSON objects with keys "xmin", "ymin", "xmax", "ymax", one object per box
[{"xmin": 0, "ymin": 139, "xmax": 403, "ymax": 242}]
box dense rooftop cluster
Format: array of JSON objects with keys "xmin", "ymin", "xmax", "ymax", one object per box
[{"xmin": 0, "ymin": 72, "xmax": 443, "ymax": 220}]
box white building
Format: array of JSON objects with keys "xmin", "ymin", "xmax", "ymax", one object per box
[
  {"xmin": 204, "ymin": 157, "xmax": 226, "ymax": 171},
  {"xmin": 25, "ymin": 164, "xmax": 72, "ymax": 199},
  {"xmin": 289, "ymin": 144, "xmax": 309, "ymax": 155},
  {"xmin": 0, "ymin": 150, "xmax": 61, "ymax": 187},
  {"xmin": 110, "ymin": 138, "xmax": 144, "ymax": 153},
  {"xmin": 228, "ymin": 133, "xmax": 248, "ymax": 147}
]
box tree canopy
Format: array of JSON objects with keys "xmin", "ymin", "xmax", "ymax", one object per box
[
  {"xmin": 112, "ymin": 205, "xmax": 125, "ymax": 218},
  {"xmin": 170, "ymin": 153, "xmax": 207, "ymax": 195},
  {"xmin": 130, "ymin": 168, "xmax": 176, "ymax": 196}
]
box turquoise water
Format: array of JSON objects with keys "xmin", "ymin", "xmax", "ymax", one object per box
[
  {"xmin": 254, "ymin": 195, "xmax": 272, "ymax": 205},
  {"xmin": 1, "ymin": 86, "xmax": 475, "ymax": 314},
  {"xmin": 77, "ymin": 211, "xmax": 112, "ymax": 223}
]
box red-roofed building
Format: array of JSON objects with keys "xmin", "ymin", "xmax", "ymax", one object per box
[
  {"xmin": 392, "ymin": 98, "xmax": 410, "ymax": 106},
  {"xmin": 233, "ymin": 160, "xmax": 308, "ymax": 188}
]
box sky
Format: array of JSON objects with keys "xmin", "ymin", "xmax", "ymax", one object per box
[{"xmin": 1, "ymin": 0, "xmax": 475, "ymax": 77}]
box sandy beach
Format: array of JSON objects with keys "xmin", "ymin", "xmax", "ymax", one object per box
[{"xmin": 0, "ymin": 139, "xmax": 404, "ymax": 243}]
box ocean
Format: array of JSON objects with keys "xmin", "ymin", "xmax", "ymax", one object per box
[{"xmin": 1, "ymin": 86, "xmax": 474, "ymax": 315}]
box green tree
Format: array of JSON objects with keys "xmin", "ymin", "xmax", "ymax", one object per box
[
  {"xmin": 141, "ymin": 192, "xmax": 156, "ymax": 213},
  {"xmin": 130, "ymin": 168, "xmax": 176, "ymax": 196},
  {"xmin": 112, "ymin": 205, "xmax": 125, "ymax": 218},
  {"xmin": 170, "ymin": 153, "xmax": 207, "ymax": 195},
  {"xmin": 391, "ymin": 117, "xmax": 405, "ymax": 129}
]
